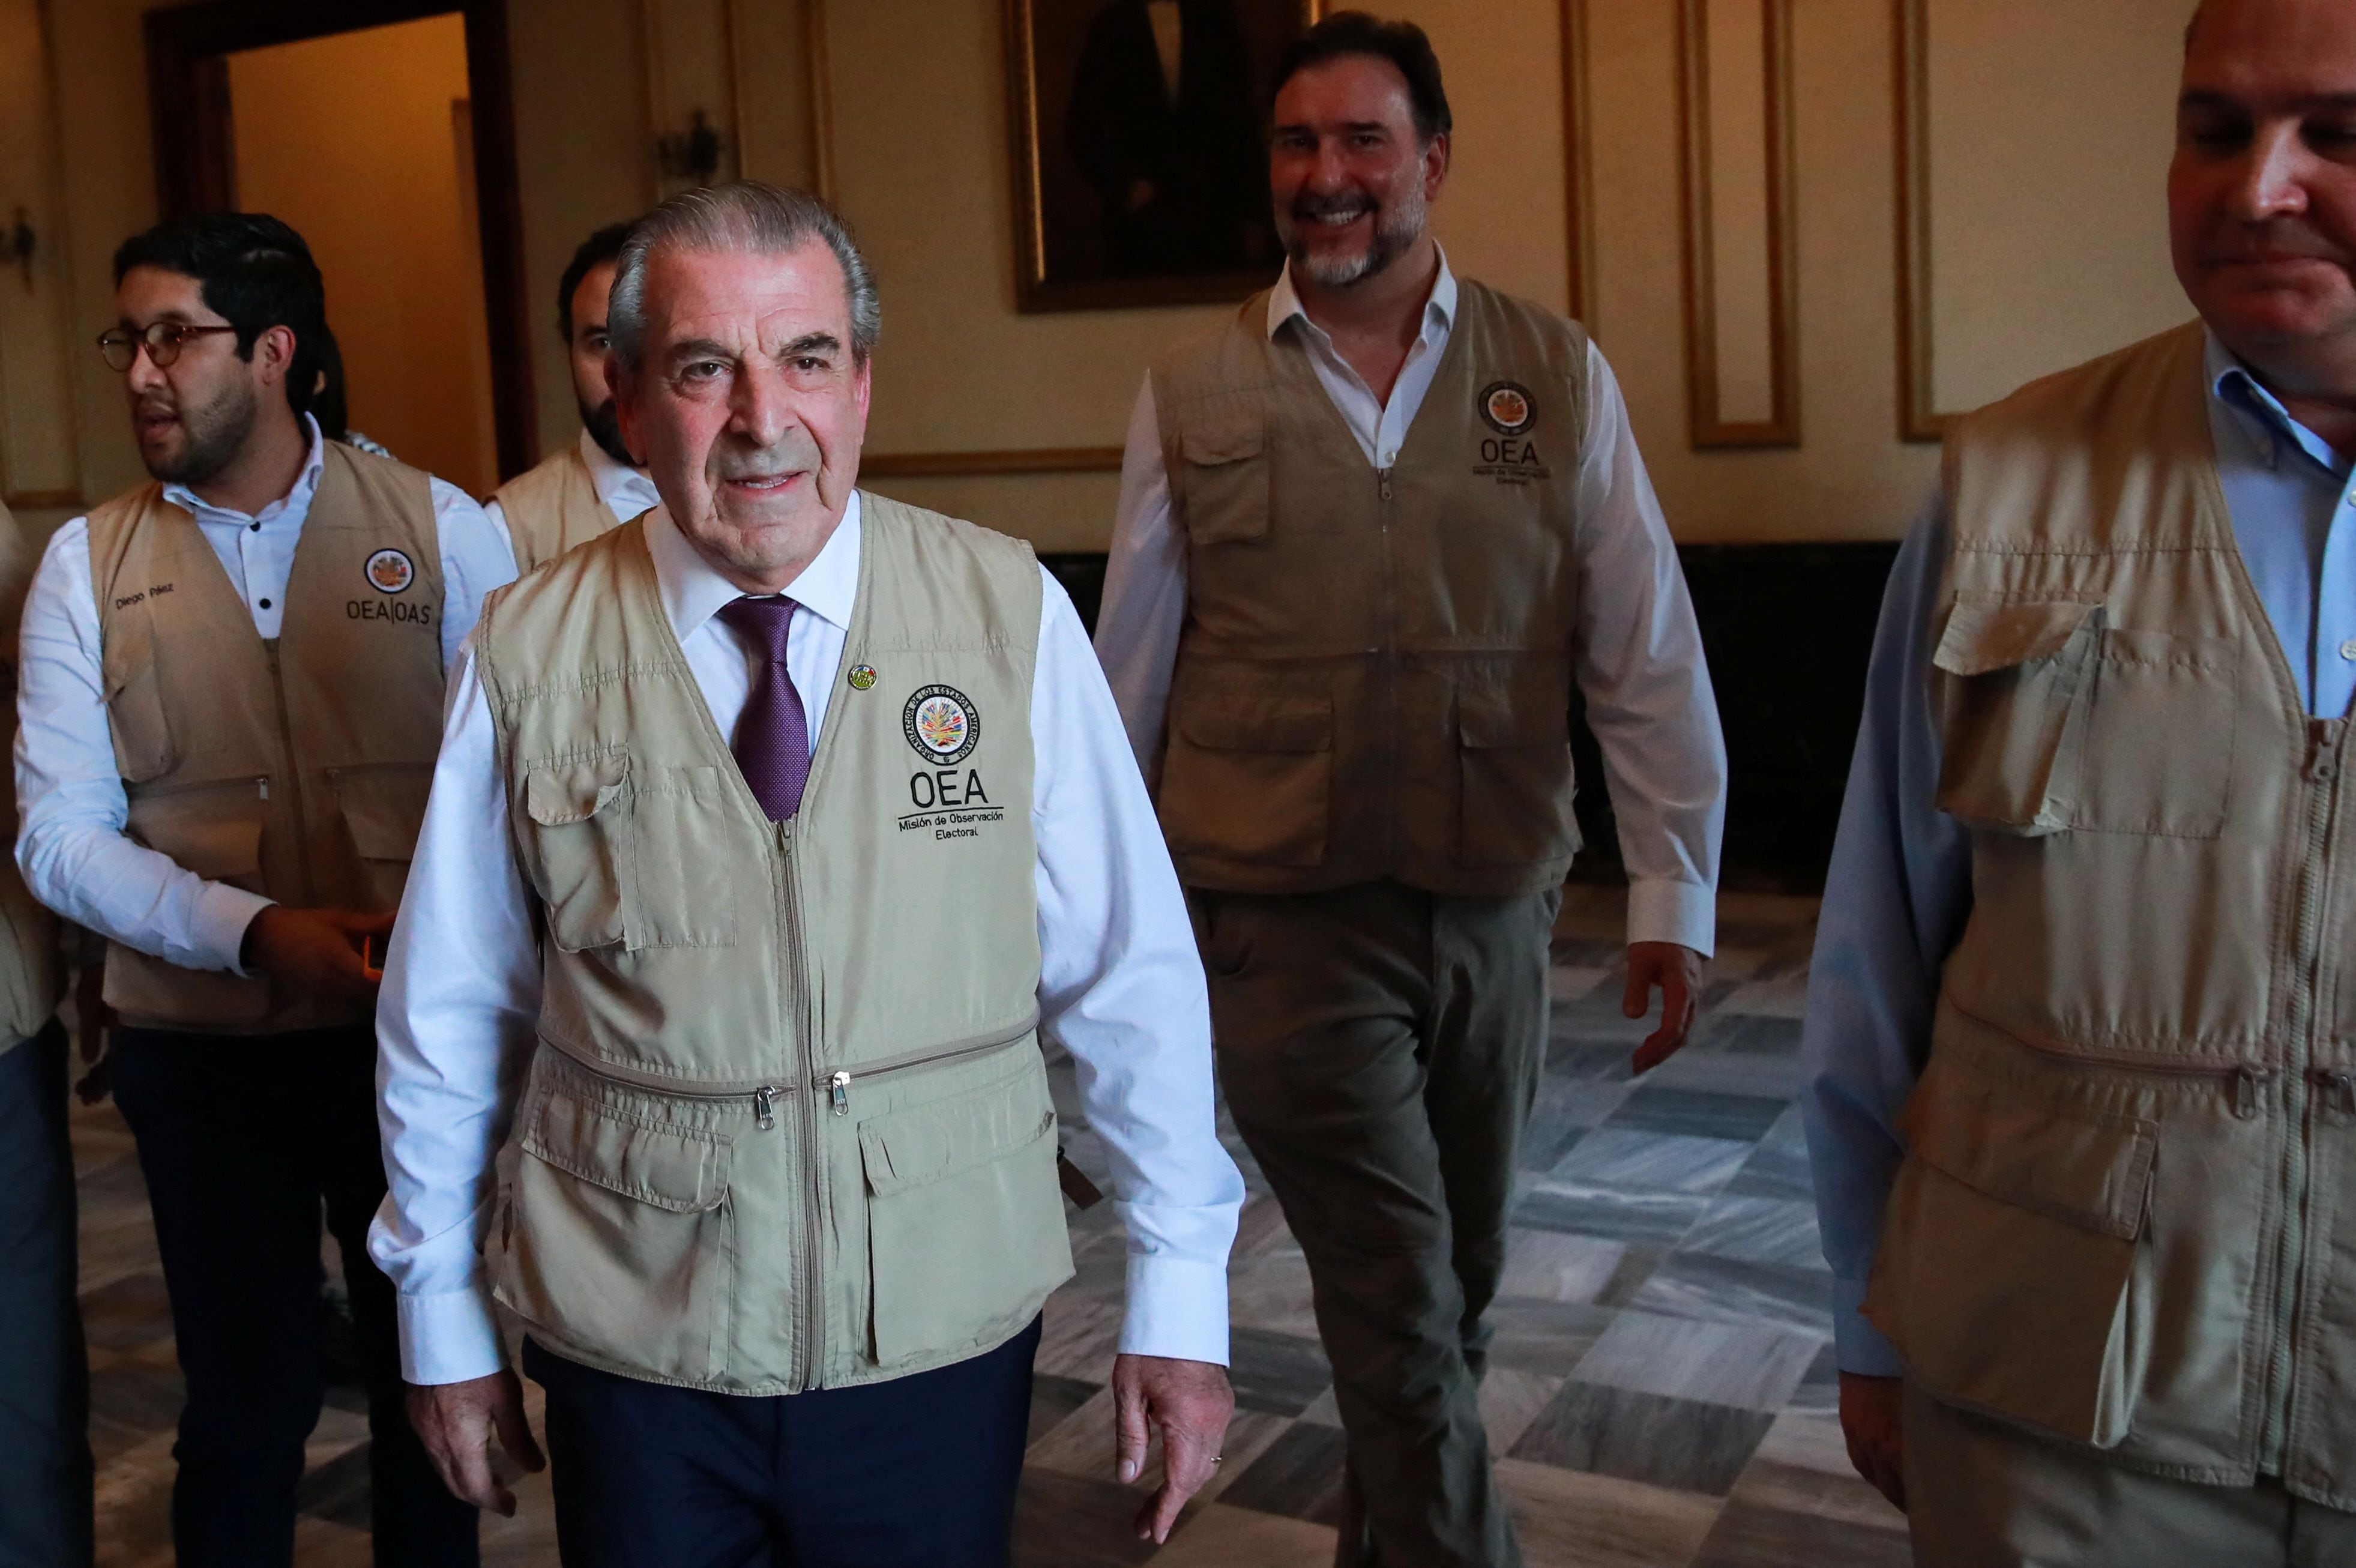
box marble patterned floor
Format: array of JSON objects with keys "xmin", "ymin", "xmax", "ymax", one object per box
[{"xmin": 72, "ymin": 884, "xmax": 1910, "ymax": 1566}]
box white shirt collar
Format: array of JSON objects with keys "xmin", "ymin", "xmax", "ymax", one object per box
[
  {"xmin": 644, "ymin": 489, "xmax": 863, "ymax": 649},
  {"xmin": 576, "ymin": 427, "xmax": 661, "ymax": 520},
  {"xmin": 1266, "ymin": 245, "xmax": 1458, "ymax": 345},
  {"xmin": 164, "ymin": 412, "xmax": 327, "ymax": 527}
]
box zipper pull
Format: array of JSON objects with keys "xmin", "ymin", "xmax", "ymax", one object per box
[
  {"xmin": 1377, "ymin": 467, "xmax": 1393, "ymax": 502},
  {"xmin": 828, "ymin": 1070, "xmax": 851, "ymax": 1116},
  {"xmin": 2309, "ymin": 720, "xmax": 2344, "ymax": 785},
  {"xmin": 2235, "ymin": 1066, "xmax": 2276, "ymax": 1119},
  {"xmin": 2318, "ymin": 1070, "xmax": 2356, "ymax": 1117},
  {"xmin": 753, "ymin": 1085, "xmax": 779, "ymax": 1130},
  {"xmin": 256, "ymin": 776, "xmax": 270, "ymax": 801}
]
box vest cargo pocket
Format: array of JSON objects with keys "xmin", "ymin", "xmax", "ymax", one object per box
[
  {"xmin": 1864, "ymin": 1069, "xmax": 2157, "ymax": 1448},
  {"xmin": 1160, "ymin": 690, "xmax": 1333, "ymax": 866},
  {"xmin": 328, "ymin": 762, "xmax": 433, "ymax": 913},
  {"xmin": 1457, "ymin": 685, "xmax": 1578, "ymax": 866},
  {"xmin": 499, "ymin": 1080, "xmax": 733, "ymax": 1385},
  {"xmin": 115, "ymin": 779, "xmax": 271, "ymax": 1027},
  {"xmin": 520, "ymin": 753, "xmax": 631, "ymax": 952},
  {"xmin": 2067, "ymin": 630, "xmax": 2239, "ymax": 837},
  {"xmin": 627, "ymin": 765, "xmax": 739, "ymax": 948},
  {"xmin": 1175, "ymin": 417, "xmax": 1270, "ymax": 545},
  {"xmin": 101, "ymin": 625, "xmax": 177, "ymax": 784},
  {"xmin": 858, "ymin": 1065, "xmax": 1074, "ymax": 1366},
  {"xmin": 1933, "ymin": 597, "xmax": 2103, "ymax": 834}
]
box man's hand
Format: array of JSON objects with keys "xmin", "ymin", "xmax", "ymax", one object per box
[
  {"xmin": 1112, "ymin": 1353, "xmax": 1234, "ymax": 1544},
  {"xmin": 241, "ymin": 905, "xmax": 393, "ymax": 1003},
  {"xmin": 1624, "ymin": 941, "xmax": 1704, "ymax": 1073},
  {"xmin": 407, "ymin": 1370, "xmax": 546, "ymax": 1517},
  {"xmin": 1839, "ymin": 1371, "xmax": 1906, "ymax": 1511}
]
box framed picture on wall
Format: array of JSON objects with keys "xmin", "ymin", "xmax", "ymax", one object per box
[{"xmin": 1005, "ymin": 0, "xmax": 1322, "ymax": 312}]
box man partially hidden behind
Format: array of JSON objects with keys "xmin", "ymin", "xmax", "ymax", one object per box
[
  {"xmin": 1804, "ymin": 0, "xmax": 2356, "ymax": 1560},
  {"xmin": 489, "ymin": 220, "xmax": 659, "ymax": 574},
  {"xmin": 14, "ymin": 214, "xmax": 513, "ymax": 1567},
  {"xmin": 1095, "ymin": 14, "xmax": 1728, "ymax": 1566},
  {"xmin": 374, "ymin": 181, "xmax": 1244, "ymax": 1564}
]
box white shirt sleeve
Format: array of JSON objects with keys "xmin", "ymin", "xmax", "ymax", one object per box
[
  {"xmin": 430, "ymin": 480, "xmax": 517, "ymax": 671},
  {"xmin": 1571, "ymin": 344, "xmax": 1728, "ymax": 956},
  {"xmin": 369, "ymin": 641, "xmax": 543, "ymax": 1385},
  {"xmin": 1092, "ymin": 373, "xmax": 1189, "ymax": 778},
  {"xmin": 1033, "ymin": 564, "xmax": 1242, "ymax": 1364},
  {"xmin": 14, "ymin": 518, "xmax": 271, "ymax": 973}
]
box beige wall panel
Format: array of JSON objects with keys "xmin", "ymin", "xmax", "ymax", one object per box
[
  {"xmin": 866, "ymin": 468, "xmax": 1121, "ymax": 555},
  {"xmin": 1704, "ymin": 0, "xmax": 1775, "ymax": 426},
  {"xmin": 1923, "ymin": 0, "xmax": 2191, "ymax": 416},
  {"xmin": 0, "ymin": 0, "xmax": 80, "ymax": 507}
]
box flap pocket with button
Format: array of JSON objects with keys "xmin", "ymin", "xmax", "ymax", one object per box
[
  {"xmin": 518, "ymin": 752, "xmax": 631, "ymax": 952},
  {"xmin": 1160, "ymin": 680, "xmax": 1334, "ymax": 867},
  {"xmin": 495, "ymin": 1070, "xmax": 734, "ymax": 1384},
  {"xmin": 1457, "ymin": 674, "xmax": 1579, "ymax": 866},
  {"xmin": 1173, "ymin": 414, "xmax": 1270, "ymax": 546},
  {"xmin": 125, "ymin": 778, "xmax": 266, "ymax": 888},
  {"xmin": 859, "ymin": 1060, "xmax": 1073, "ymax": 1366},
  {"xmin": 1864, "ymin": 1067, "xmax": 2157, "ymax": 1448}
]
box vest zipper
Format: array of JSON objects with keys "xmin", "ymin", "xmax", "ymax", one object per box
[
  {"xmin": 262, "ymin": 639, "xmax": 315, "ymax": 903},
  {"xmin": 2259, "ymin": 717, "xmax": 2347, "ymax": 1470},
  {"xmin": 2315, "ymin": 1070, "xmax": 2356, "ymax": 1120},
  {"xmin": 534, "ymin": 1033, "xmax": 796, "ymax": 1123},
  {"xmin": 819, "ymin": 1025, "xmax": 1040, "ymax": 1116},
  {"xmin": 779, "ymin": 819, "xmax": 826, "ymax": 1393}
]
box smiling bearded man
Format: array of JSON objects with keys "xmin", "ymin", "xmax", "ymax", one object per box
[{"xmin": 370, "ymin": 181, "xmax": 1244, "ymax": 1566}]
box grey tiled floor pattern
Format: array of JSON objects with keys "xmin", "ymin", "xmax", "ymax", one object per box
[{"xmin": 72, "ymin": 886, "xmax": 1909, "ymax": 1566}]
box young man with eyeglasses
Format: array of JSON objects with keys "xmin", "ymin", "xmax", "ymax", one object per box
[{"xmin": 14, "ymin": 213, "xmax": 514, "ymax": 1568}]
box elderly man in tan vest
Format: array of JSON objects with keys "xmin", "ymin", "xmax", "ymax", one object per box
[
  {"xmin": 487, "ymin": 220, "xmax": 660, "ymax": 574},
  {"xmin": 0, "ymin": 496, "xmax": 78, "ymax": 1566},
  {"xmin": 373, "ymin": 181, "xmax": 1246, "ymax": 1564},
  {"xmin": 1095, "ymin": 13, "xmax": 1727, "ymax": 1566},
  {"xmin": 13, "ymin": 214, "xmax": 514, "ymax": 1566},
  {"xmin": 1803, "ymin": 1, "xmax": 2356, "ymax": 1561}
]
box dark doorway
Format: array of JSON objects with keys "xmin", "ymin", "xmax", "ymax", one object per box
[{"xmin": 146, "ymin": 0, "xmax": 537, "ymax": 485}]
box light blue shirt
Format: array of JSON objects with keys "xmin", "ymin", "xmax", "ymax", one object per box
[{"xmin": 1802, "ymin": 332, "xmax": 2356, "ymax": 1376}]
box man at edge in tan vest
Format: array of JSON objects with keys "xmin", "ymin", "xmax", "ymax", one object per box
[
  {"xmin": 487, "ymin": 220, "xmax": 660, "ymax": 575},
  {"xmin": 13, "ymin": 214, "xmax": 514, "ymax": 1566},
  {"xmin": 1095, "ymin": 14, "xmax": 1729, "ymax": 1566},
  {"xmin": 1803, "ymin": 1, "xmax": 2356, "ymax": 1560},
  {"xmin": 0, "ymin": 496, "xmax": 79, "ymax": 1566},
  {"xmin": 373, "ymin": 181, "xmax": 1246, "ymax": 1564}
]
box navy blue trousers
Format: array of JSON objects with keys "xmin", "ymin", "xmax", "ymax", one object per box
[
  {"xmin": 110, "ymin": 1025, "xmax": 478, "ymax": 1568},
  {"xmin": 522, "ymin": 1316, "xmax": 1041, "ymax": 1568},
  {"xmin": 0, "ymin": 1022, "xmax": 91, "ymax": 1568}
]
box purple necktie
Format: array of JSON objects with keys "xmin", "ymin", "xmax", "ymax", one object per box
[{"xmin": 717, "ymin": 597, "xmax": 811, "ymax": 822}]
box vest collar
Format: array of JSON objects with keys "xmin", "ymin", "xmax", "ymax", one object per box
[
  {"xmin": 642, "ymin": 490, "xmax": 863, "ymax": 649},
  {"xmin": 576, "ymin": 427, "xmax": 661, "ymax": 522}
]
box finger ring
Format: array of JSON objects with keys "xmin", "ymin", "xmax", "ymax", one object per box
[{"xmin": 1211, "ymin": 1456, "xmax": 1223, "ymax": 1465}]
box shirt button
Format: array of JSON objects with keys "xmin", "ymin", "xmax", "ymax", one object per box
[
  {"xmin": 2340, "ymin": 639, "xmax": 2356, "ymax": 662},
  {"xmin": 259, "ymin": 599, "xmax": 272, "ymax": 611},
  {"xmin": 249, "ymin": 522, "xmax": 260, "ymax": 532}
]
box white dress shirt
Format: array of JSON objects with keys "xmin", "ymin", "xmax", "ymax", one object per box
[
  {"xmin": 372, "ymin": 492, "xmax": 1246, "ymax": 1386},
  {"xmin": 14, "ymin": 418, "xmax": 516, "ymax": 975},
  {"xmin": 1095, "ymin": 255, "xmax": 1727, "ymax": 953},
  {"xmin": 481, "ymin": 427, "xmax": 661, "ymax": 540}
]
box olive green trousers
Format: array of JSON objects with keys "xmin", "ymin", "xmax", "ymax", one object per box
[
  {"xmin": 1906, "ymin": 1386, "xmax": 2356, "ymax": 1567},
  {"xmin": 1195, "ymin": 881, "xmax": 1561, "ymax": 1568}
]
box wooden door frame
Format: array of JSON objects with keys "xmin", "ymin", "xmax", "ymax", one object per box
[{"xmin": 146, "ymin": 0, "xmax": 538, "ymax": 481}]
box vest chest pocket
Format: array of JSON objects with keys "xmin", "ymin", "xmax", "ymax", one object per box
[
  {"xmin": 858, "ymin": 1061, "xmax": 1074, "ymax": 1367},
  {"xmin": 1933, "ymin": 598, "xmax": 2238, "ymax": 839},
  {"xmin": 102, "ymin": 623, "xmax": 177, "ymax": 784},
  {"xmin": 1863, "ymin": 1069, "xmax": 2157, "ymax": 1449},
  {"xmin": 496, "ymin": 1073, "xmax": 734, "ymax": 1386},
  {"xmin": 520, "ymin": 754, "xmax": 631, "ymax": 952},
  {"xmin": 1174, "ymin": 417, "xmax": 1270, "ymax": 546},
  {"xmin": 1160, "ymin": 687, "xmax": 1333, "ymax": 867}
]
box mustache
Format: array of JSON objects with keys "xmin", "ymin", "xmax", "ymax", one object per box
[
  {"xmin": 2205, "ymin": 220, "xmax": 2353, "ymax": 265},
  {"xmin": 714, "ymin": 424, "xmax": 822, "ymax": 482}
]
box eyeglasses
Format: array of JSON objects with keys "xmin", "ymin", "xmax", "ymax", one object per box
[{"xmin": 97, "ymin": 321, "xmax": 238, "ymax": 373}]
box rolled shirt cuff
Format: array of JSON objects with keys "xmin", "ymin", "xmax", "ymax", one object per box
[
  {"xmin": 1625, "ymin": 876, "xmax": 1716, "ymax": 957},
  {"xmin": 1831, "ymin": 1274, "xmax": 1906, "ymax": 1378},
  {"xmin": 196, "ymin": 885, "xmax": 276, "ymax": 976},
  {"xmin": 397, "ymin": 1283, "xmax": 508, "ymax": 1386},
  {"xmin": 1116, "ymin": 1253, "xmax": 1231, "ymax": 1367}
]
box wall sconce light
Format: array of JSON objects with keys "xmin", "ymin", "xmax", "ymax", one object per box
[
  {"xmin": 5, "ymin": 208, "xmax": 32, "ymax": 291},
  {"xmin": 656, "ymin": 110, "xmax": 723, "ymax": 187}
]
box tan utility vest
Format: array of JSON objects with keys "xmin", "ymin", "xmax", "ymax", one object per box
[
  {"xmin": 1862, "ymin": 322, "xmax": 2356, "ymax": 1505},
  {"xmin": 0, "ymin": 503, "xmax": 61, "ymax": 1052},
  {"xmin": 492, "ymin": 441, "xmax": 625, "ymax": 575},
  {"xmin": 88, "ymin": 443, "xmax": 447, "ymax": 1033},
  {"xmin": 475, "ymin": 494, "xmax": 1070, "ymax": 1394},
  {"xmin": 1152, "ymin": 280, "xmax": 1591, "ymax": 898}
]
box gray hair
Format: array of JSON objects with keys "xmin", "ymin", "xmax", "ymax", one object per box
[{"xmin": 608, "ymin": 181, "xmax": 881, "ymax": 368}]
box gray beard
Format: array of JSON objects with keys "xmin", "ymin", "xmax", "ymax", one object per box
[{"xmin": 1280, "ymin": 188, "xmax": 1429, "ymax": 289}]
